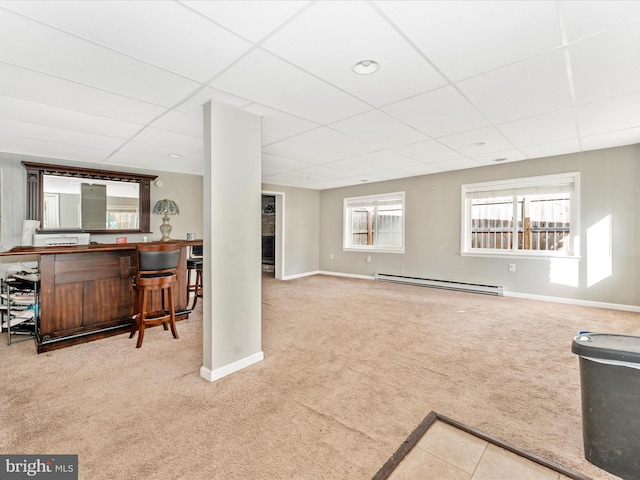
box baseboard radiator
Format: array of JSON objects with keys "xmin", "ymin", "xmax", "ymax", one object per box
[{"xmin": 374, "ymin": 273, "xmax": 503, "ymax": 296}]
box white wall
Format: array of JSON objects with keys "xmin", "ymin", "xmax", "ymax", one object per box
[
  {"xmin": 318, "ymin": 144, "xmax": 640, "ymax": 307},
  {"xmin": 261, "ymin": 183, "xmax": 320, "ymax": 278}
]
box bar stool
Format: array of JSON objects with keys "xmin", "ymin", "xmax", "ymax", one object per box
[
  {"xmin": 130, "ymin": 242, "xmax": 181, "ymax": 348},
  {"xmin": 186, "ymin": 245, "xmax": 203, "ymax": 310}
]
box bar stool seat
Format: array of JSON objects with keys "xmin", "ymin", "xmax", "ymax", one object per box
[
  {"xmin": 186, "ymin": 245, "xmax": 203, "ymax": 310},
  {"xmin": 130, "ymin": 242, "xmax": 181, "ymax": 348}
]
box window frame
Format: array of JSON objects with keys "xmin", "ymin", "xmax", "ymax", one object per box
[
  {"xmin": 460, "ymin": 173, "xmax": 580, "ymax": 258},
  {"xmin": 343, "ymin": 191, "xmax": 405, "ymax": 254}
]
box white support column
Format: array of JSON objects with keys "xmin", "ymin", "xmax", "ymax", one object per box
[{"xmin": 201, "ymin": 101, "xmax": 263, "ymax": 382}]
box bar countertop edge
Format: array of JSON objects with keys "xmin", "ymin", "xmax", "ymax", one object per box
[{"xmin": 1, "ymin": 239, "xmax": 203, "ymax": 257}]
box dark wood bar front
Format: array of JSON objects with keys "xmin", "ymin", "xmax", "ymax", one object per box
[{"xmin": 3, "ymin": 241, "xmax": 200, "ymax": 353}]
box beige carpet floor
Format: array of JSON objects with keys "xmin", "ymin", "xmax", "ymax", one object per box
[{"xmin": 1, "ymin": 273, "xmax": 637, "ymax": 479}]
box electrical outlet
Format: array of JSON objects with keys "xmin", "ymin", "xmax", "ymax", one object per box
[
  {"xmin": 330, "ymin": 254, "xmax": 334, "ymax": 260},
  {"xmin": 366, "ymin": 255, "xmax": 372, "ymax": 263},
  {"xmin": 508, "ymin": 263, "xmax": 516, "ymax": 272}
]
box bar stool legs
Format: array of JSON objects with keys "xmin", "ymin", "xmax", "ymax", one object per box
[
  {"xmin": 130, "ymin": 282, "xmax": 178, "ymax": 348},
  {"xmin": 190, "ymin": 263, "xmax": 203, "ymax": 310}
]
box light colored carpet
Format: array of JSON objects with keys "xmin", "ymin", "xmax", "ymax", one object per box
[{"xmin": 1, "ymin": 273, "xmax": 635, "ymax": 479}]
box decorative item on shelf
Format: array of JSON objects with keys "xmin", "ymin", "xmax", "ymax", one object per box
[{"xmin": 153, "ymin": 199, "xmax": 179, "ymax": 242}]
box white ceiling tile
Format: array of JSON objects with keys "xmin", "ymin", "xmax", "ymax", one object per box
[
  {"xmin": 457, "ymin": 50, "xmax": 572, "ymax": 124},
  {"xmin": 0, "ymin": 63, "xmax": 165, "ymax": 123},
  {"xmin": 132, "ymin": 127, "xmax": 203, "ymax": 155},
  {"xmin": 244, "ymin": 104, "xmax": 319, "ymax": 140},
  {"xmin": 2, "ymin": 0, "xmax": 252, "ymax": 82},
  {"xmin": 383, "ymin": 85, "xmax": 489, "ymax": 138},
  {"xmin": 182, "ymin": 0, "xmax": 310, "ymax": 43},
  {"xmin": 261, "ymin": 153, "xmax": 312, "ymax": 176},
  {"xmin": 150, "ymin": 110, "xmax": 203, "ymax": 139},
  {"xmin": 0, "ymin": 133, "xmax": 111, "ymax": 162},
  {"xmin": 210, "ymin": 49, "xmax": 371, "ymax": 124},
  {"xmin": 438, "ymin": 126, "xmax": 515, "ymax": 156},
  {"xmin": 0, "ymin": 94, "xmax": 142, "ymax": 138},
  {"xmin": 261, "ymin": 171, "xmax": 321, "ymax": 187},
  {"xmin": 289, "ymin": 127, "xmax": 378, "ymax": 163},
  {"xmin": 379, "ymin": 163, "xmax": 442, "ymax": 178},
  {"xmin": 325, "ymin": 150, "xmax": 421, "ymax": 175},
  {"xmin": 262, "ymin": 140, "xmax": 326, "ymax": 165},
  {"xmin": 262, "ymin": 1, "xmax": 446, "ymax": 106},
  {"xmin": 390, "ymin": 140, "xmax": 464, "ymax": 163},
  {"xmin": 175, "ymin": 86, "xmax": 252, "ymax": 116},
  {"xmin": 108, "ymin": 150, "xmax": 203, "ymax": 175},
  {"xmin": 499, "ymin": 110, "xmax": 578, "ymax": 148},
  {"xmin": 115, "ymin": 140, "xmax": 202, "ymax": 169},
  {"xmin": 370, "ymin": 170, "xmax": 419, "ymax": 182},
  {"xmin": 0, "ymin": 8, "xmax": 200, "ymax": 107},
  {"xmin": 262, "ymin": 133, "xmax": 280, "ymax": 147},
  {"xmin": 470, "ymin": 149, "xmax": 527, "ymax": 166},
  {"xmin": 428, "ymin": 157, "xmax": 481, "ymax": 172},
  {"xmin": 0, "ymin": 117, "xmax": 125, "ymax": 150},
  {"xmin": 333, "ymin": 173, "xmax": 389, "ymax": 186},
  {"xmin": 570, "ymin": 22, "xmax": 640, "ymax": 105},
  {"xmin": 562, "ymin": 1, "xmax": 640, "ymax": 42},
  {"xmin": 329, "ymin": 110, "xmax": 428, "ymax": 149},
  {"xmin": 576, "ymin": 92, "xmax": 640, "ymax": 136},
  {"xmin": 519, "ymin": 139, "xmax": 581, "ymax": 160},
  {"xmin": 580, "ymin": 127, "xmax": 640, "ymax": 153},
  {"xmin": 293, "ymin": 164, "xmax": 352, "ymax": 180},
  {"xmin": 376, "ymin": 0, "xmax": 562, "ymax": 81}
]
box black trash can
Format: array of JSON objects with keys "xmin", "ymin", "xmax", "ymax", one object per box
[{"xmin": 572, "ymin": 333, "xmax": 640, "ymax": 479}]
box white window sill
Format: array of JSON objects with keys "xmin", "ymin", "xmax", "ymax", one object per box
[
  {"xmin": 460, "ymin": 251, "xmax": 581, "ymax": 260},
  {"xmin": 344, "ymin": 247, "xmax": 405, "ymax": 254}
]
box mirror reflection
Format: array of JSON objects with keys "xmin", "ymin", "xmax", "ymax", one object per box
[{"xmin": 43, "ymin": 175, "xmax": 140, "ymax": 230}]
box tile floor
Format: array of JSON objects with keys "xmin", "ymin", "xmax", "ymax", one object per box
[{"xmin": 388, "ymin": 420, "xmax": 575, "ymax": 480}]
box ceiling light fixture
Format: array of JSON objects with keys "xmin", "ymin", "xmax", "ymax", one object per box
[
  {"xmin": 352, "ymin": 60, "xmax": 379, "ymax": 75},
  {"xmin": 494, "ymin": 157, "xmax": 508, "ymax": 162},
  {"xmin": 168, "ymin": 153, "xmax": 183, "ymax": 159},
  {"xmin": 471, "ymin": 142, "xmax": 486, "ymax": 147}
]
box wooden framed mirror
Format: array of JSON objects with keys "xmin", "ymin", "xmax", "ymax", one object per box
[{"xmin": 22, "ymin": 161, "xmax": 157, "ymax": 234}]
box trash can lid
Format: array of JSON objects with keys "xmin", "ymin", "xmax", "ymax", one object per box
[{"xmin": 572, "ymin": 333, "xmax": 640, "ymax": 363}]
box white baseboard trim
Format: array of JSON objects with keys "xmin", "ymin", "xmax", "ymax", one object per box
[
  {"xmin": 504, "ymin": 291, "xmax": 640, "ymax": 312},
  {"xmin": 317, "ymin": 270, "xmax": 375, "ymax": 280},
  {"xmin": 200, "ymin": 351, "xmax": 264, "ymax": 382},
  {"xmin": 281, "ymin": 270, "xmax": 374, "ymax": 281},
  {"xmin": 279, "ymin": 271, "xmax": 638, "ymax": 312},
  {"xmin": 282, "ymin": 270, "xmax": 320, "ymax": 280}
]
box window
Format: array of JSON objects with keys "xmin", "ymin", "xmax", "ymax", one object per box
[
  {"xmin": 344, "ymin": 192, "xmax": 405, "ymax": 253},
  {"xmin": 107, "ymin": 205, "xmax": 139, "ymax": 230},
  {"xmin": 461, "ymin": 173, "xmax": 579, "ymax": 257}
]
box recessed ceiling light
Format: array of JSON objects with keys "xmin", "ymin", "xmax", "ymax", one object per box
[
  {"xmin": 360, "ymin": 179, "xmax": 369, "ymax": 182},
  {"xmin": 494, "ymin": 157, "xmax": 508, "ymax": 162},
  {"xmin": 168, "ymin": 153, "xmax": 183, "ymax": 158},
  {"xmin": 352, "ymin": 60, "xmax": 379, "ymax": 75},
  {"xmin": 471, "ymin": 142, "xmax": 486, "ymax": 147},
  {"xmin": 301, "ymin": 176, "xmax": 311, "ymax": 180}
]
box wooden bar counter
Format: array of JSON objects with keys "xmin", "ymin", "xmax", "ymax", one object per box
[{"xmin": 3, "ymin": 241, "xmax": 201, "ymax": 353}]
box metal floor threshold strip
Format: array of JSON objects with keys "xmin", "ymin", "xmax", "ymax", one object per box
[{"xmin": 375, "ymin": 273, "xmax": 503, "ymax": 296}]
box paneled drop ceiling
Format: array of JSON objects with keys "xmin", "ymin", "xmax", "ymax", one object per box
[{"xmin": 1, "ymin": 1, "xmax": 639, "ymax": 189}]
